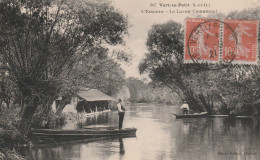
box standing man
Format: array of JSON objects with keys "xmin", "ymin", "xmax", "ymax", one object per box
[{"xmin": 117, "ymin": 98, "xmax": 125, "ymax": 129}]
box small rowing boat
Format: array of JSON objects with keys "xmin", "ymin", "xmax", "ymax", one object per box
[
  {"xmin": 172, "ymin": 112, "xmax": 208, "ymax": 118},
  {"xmin": 30, "ymin": 127, "xmax": 137, "ymax": 143}
]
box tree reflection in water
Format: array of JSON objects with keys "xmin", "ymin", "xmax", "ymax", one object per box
[{"xmin": 175, "ymin": 117, "xmax": 260, "ymax": 160}]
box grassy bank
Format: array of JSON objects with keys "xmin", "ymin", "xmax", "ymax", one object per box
[
  {"xmin": 0, "ymin": 107, "xmax": 27, "ymax": 160},
  {"xmin": 0, "ymin": 106, "xmax": 68, "ymax": 159}
]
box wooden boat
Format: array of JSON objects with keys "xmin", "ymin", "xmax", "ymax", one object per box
[
  {"xmin": 172, "ymin": 112, "xmax": 208, "ymax": 118},
  {"xmin": 30, "ymin": 127, "xmax": 137, "ymax": 143}
]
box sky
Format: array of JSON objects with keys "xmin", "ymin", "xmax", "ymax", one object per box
[{"xmin": 111, "ymin": 0, "xmax": 259, "ymax": 78}]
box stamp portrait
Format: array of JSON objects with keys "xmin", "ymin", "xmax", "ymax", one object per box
[
  {"xmin": 184, "ymin": 18, "xmax": 220, "ymax": 63},
  {"xmin": 223, "ymin": 19, "xmax": 258, "ymax": 64}
]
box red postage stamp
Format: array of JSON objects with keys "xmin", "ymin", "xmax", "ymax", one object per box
[
  {"xmin": 184, "ymin": 18, "xmax": 220, "ymax": 63},
  {"xmin": 222, "ymin": 19, "xmax": 258, "ymax": 64}
]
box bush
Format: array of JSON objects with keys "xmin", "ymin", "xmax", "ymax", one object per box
[
  {"xmin": 0, "ymin": 107, "xmax": 27, "ymax": 160},
  {"xmin": 31, "ymin": 111, "xmax": 67, "ymax": 129},
  {"xmin": 0, "ymin": 149, "xmax": 25, "ymax": 160},
  {"xmin": 0, "ymin": 107, "xmax": 26, "ymax": 147}
]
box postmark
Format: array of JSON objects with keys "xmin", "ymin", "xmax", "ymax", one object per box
[
  {"xmin": 184, "ymin": 18, "xmax": 258, "ymax": 65},
  {"xmin": 222, "ymin": 19, "xmax": 258, "ymax": 64},
  {"xmin": 184, "ymin": 18, "xmax": 221, "ymax": 63}
]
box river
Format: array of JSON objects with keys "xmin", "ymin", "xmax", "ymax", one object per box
[{"xmin": 26, "ymin": 103, "xmax": 260, "ymax": 160}]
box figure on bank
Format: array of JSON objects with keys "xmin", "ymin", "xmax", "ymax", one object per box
[{"xmin": 117, "ymin": 98, "xmax": 125, "ymax": 129}]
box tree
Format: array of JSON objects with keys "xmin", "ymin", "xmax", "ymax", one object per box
[
  {"xmin": 139, "ymin": 21, "xmax": 204, "ymax": 111},
  {"xmin": 196, "ymin": 7, "xmax": 260, "ymax": 115},
  {"xmin": 0, "ymin": 0, "xmax": 129, "ymax": 135},
  {"xmin": 206, "ymin": 7, "xmax": 260, "ymax": 115},
  {"xmin": 125, "ymin": 77, "xmax": 148, "ymax": 103},
  {"xmin": 72, "ymin": 52, "xmax": 128, "ymax": 95},
  {"xmin": 55, "ymin": 48, "xmax": 130, "ymax": 114},
  {"xmin": 140, "ymin": 8, "xmax": 260, "ymax": 115},
  {"xmin": 124, "ymin": 77, "xmax": 181, "ymax": 104}
]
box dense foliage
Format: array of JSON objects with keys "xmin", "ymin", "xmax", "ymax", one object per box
[
  {"xmin": 0, "ymin": 0, "xmax": 129, "ymax": 158},
  {"xmin": 0, "ymin": 107, "xmax": 27, "ymax": 160},
  {"xmin": 125, "ymin": 77, "xmax": 181, "ymax": 104},
  {"xmin": 139, "ymin": 7, "xmax": 260, "ymax": 115},
  {"xmin": 0, "ymin": 0, "xmax": 129, "ymax": 136}
]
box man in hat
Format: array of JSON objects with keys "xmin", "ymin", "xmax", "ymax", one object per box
[
  {"xmin": 117, "ymin": 98, "xmax": 125, "ymax": 129},
  {"xmin": 180, "ymin": 103, "xmax": 190, "ymax": 114}
]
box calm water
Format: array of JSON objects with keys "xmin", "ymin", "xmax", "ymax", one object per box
[{"xmin": 27, "ymin": 104, "xmax": 260, "ymax": 160}]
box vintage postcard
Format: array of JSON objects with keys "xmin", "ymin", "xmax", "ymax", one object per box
[{"xmin": 1, "ymin": 0, "xmax": 260, "ymax": 160}]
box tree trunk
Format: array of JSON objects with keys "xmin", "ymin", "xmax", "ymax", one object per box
[
  {"xmin": 213, "ymin": 92, "xmax": 230, "ymax": 114},
  {"xmin": 198, "ymin": 93, "xmax": 214, "ymax": 114},
  {"xmin": 177, "ymin": 79, "xmax": 204, "ymax": 112},
  {"xmin": 184, "ymin": 90, "xmax": 204, "ymax": 112},
  {"xmin": 56, "ymin": 95, "xmax": 72, "ymax": 114},
  {"xmin": 18, "ymin": 97, "xmax": 39, "ymax": 136}
]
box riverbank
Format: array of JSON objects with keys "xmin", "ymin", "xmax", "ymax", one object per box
[{"xmin": 208, "ymin": 115, "xmax": 255, "ymax": 118}]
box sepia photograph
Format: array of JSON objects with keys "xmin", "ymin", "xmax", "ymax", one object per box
[{"xmin": 1, "ymin": 0, "xmax": 260, "ymax": 159}]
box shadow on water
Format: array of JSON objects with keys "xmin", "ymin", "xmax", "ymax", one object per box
[
  {"xmin": 26, "ymin": 104, "xmax": 260, "ymax": 160},
  {"xmin": 119, "ymin": 137, "xmax": 125, "ymax": 156}
]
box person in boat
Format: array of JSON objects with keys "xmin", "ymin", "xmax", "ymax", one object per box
[
  {"xmin": 180, "ymin": 103, "xmax": 190, "ymax": 114},
  {"xmin": 117, "ymin": 98, "xmax": 125, "ymax": 129}
]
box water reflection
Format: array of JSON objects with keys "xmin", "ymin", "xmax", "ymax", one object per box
[
  {"xmin": 119, "ymin": 138, "xmax": 125, "ymax": 156},
  {"xmin": 27, "ymin": 104, "xmax": 260, "ymax": 160},
  {"xmin": 29, "ymin": 137, "xmax": 131, "ymax": 160},
  {"xmin": 84, "ymin": 113, "xmax": 110, "ymax": 126},
  {"xmin": 175, "ymin": 117, "xmax": 260, "ymax": 160},
  {"xmin": 63, "ymin": 112, "xmax": 116, "ymax": 130}
]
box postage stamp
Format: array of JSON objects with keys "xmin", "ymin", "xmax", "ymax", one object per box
[
  {"xmin": 222, "ymin": 19, "xmax": 258, "ymax": 64},
  {"xmin": 184, "ymin": 18, "xmax": 220, "ymax": 63}
]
